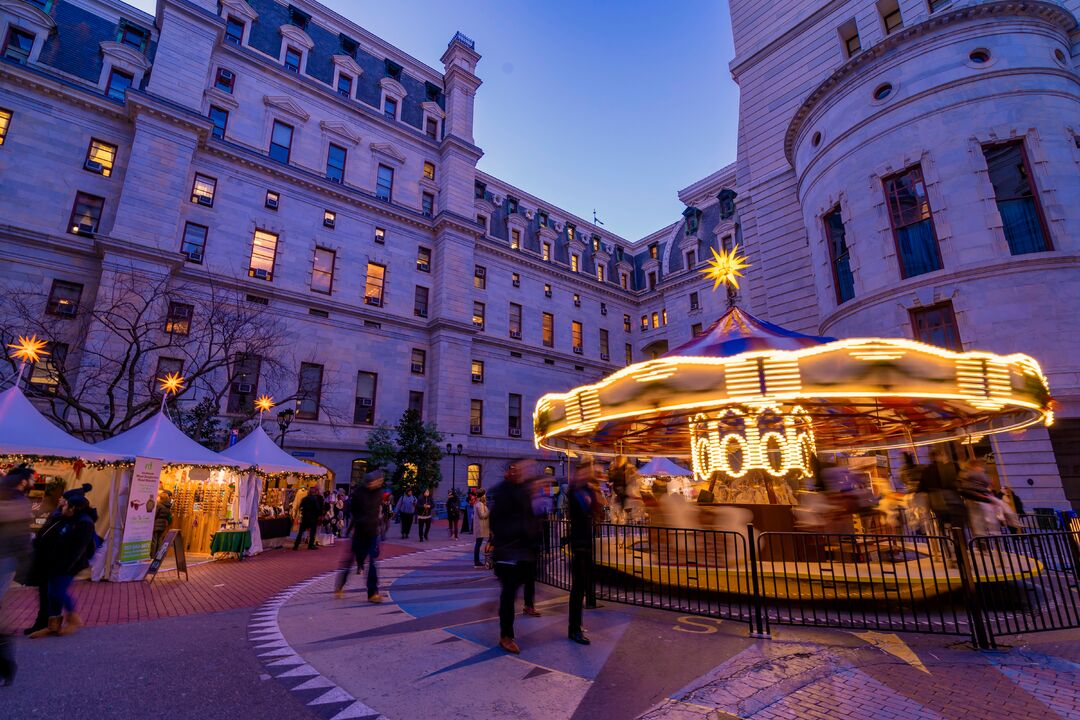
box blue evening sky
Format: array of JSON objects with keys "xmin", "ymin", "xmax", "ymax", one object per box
[{"xmin": 131, "ymin": 0, "xmax": 740, "ymax": 241}]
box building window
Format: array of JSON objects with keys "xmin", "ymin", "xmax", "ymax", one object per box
[
  {"xmin": 571, "ymin": 254, "xmax": 579, "ymax": 272},
  {"xmin": 106, "ymin": 69, "xmax": 133, "ymax": 101},
  {"xmin": 640, "ymin": 315, "xmax": 648, "ymax": 331},
  {"xmin": 376, "ymin": 164, "xmax": 394, "ymax": 201},
  {"xmin": 421, "ymin": 192, "xmax": 434, "ymax": 217},
  {"xmin": 620, "ymin": 273, "xmax": 629, "ymax": 290},
  {"xmin": 685, "ymin": 250, "xmax": 695, "ymax": 269},
  {"xmin": 118, "ymin": 22, "xmax": 148, "ymax": 51},
  {"xmin": 353, "ymin": 371, "xmax": 377, "ymax": 424},
  {"xmin": 323, "ymin": 210, "xmax": 336, "ymax": 229},
  {"xmin": 571, "ymin": 321, "xmax": 583, "ymax": 353},
  {"xmin": 648, "ymin": 271, "xmax": 657, "ymax": 290},
  {"xmin": 880, "ymin": 1, "xmax": 903, "ymax": 34},
  {"xmin": 623, "ymin": 314, "xmax": 631, "ymax": 332},
  {"xmin": 928, "ymin": 0, "xmax": 952, "ymax": 12},
  {"xmin": 416, "ymin": 246, "xmax": 431, "ymax": 272},
  {"xmin": 470, "ymin": 399, "xmax": 483, "ymax": 435},
  {"xmin": 507, "ymin": 197, "xmax": 519, "ymax": 214},
  {"xmin": 599, "ymin": 328, "xmax": 609, "ymax": 357},
  {"xmin": 474, "ymin": 265, "xmax": 486, "ymax": 289},
  {"xmin": 600, "ymin": 302, "xmax": 607, "ymax": 316},
  {"xmin": 689, "ymin": 291, "xmax": 700, "ymax": 311},
  {"xmin": 472, "ymin": 301, "xmax": 485, "ymax": 330},
  {"xmin": 652, "ymin": 312, "xmax": 660, "ymax": 329},
  {"xmin": 426, "ymin": 118, "xmax": 439, "ymax": 140},
  {"xmin": 284, "ymin": 46, "xmax": 302, "ymax": 72},
  {"xmin": 383, "ymin": 96, "xmax": 398, "ymax": 121},
  {"xmin": 208, "ymin": 106, "xmax": 228, "ymax": 139},
  {"xmin": 326, "ymin": 143, "xmax": 347, "ymax": 183},
  {"xmin": 477, "ymin": 214, "xmax": 488, "ymax": 233},
  {"xmin": 68, "ymin": 192, "xmax": 104, "ymax": 235},
  {"xmin": 597, "ymin": 265, "xmax": 605, "ymax": 282},
  {"xmin": 542, "ymin": 312, "xmax": 554, "ymax": 347},
  {"xmin": 375, "ymin": 227, "xmax": 386, "ymax": 244},
  {"xmin": 511, "ymin": 272, "xmax": 520, "ymax": 287},
  {"xmin": 685, "ymin": 210, "xmax": 700, "ymax": 235},
  {"xmin": 662, "ymin": 309, "xmax": 668, "ymax": 325},
  {"xmin": 248, "ymin": 230, "xmax": 278, "ymax": 281},
  {"xmin": 311, "ymin": 247, "xmax": 335, "ymax": 294},
  {"xmin": 544, "ymin": 283, "xmax": 552, "ymax": 298},
  {"xmin": 573, "ymin": 293, "xmax": 581, "ymax": 307},
  {"xmin": 692, "ymin": 323, "xmax": 703, "ymax": 337},
  {"xmin": 165, "ymin": 301, "xmax": 193, "ymax": 335},
  {"xmin": 566, "ymin": 224, "xmax": 575, "ymax": 242},
  {"xmin": 27, "ymin": 342, "xmax": 66, "ymax": 395},
  {"xmin": 0, "ymin": 107, "xmax": 11, "ymax": 145},
  {"xmin": 365, "ymin": 263, "xmax": 386, "ymax": 306},
  {"xmin": 224, "ymin": 15, "xmax": 244, "ymax": 44},
  {"xmin": 983, "ymin": 141, "xmax": 1050, "ymax": 255},
  {"xmin": 625, "ymin": 343, "xmax": 633, "ymax": 365},
  {"xmin": 508, "ymin": 393, "xmax": 522, "ymax": 436},
  {"xmin": 84, "ymin": 139, "xmax": 117, "ymax": 177},
  {"xmin": 296, "ymin": 363, "xmax": 323, "ymax": 420},
  {"xmin": 648, "ymin": 243, "xmax": 658, "ymax": 260},
  {"xmin": 151, "ymin": 355, "xmax": 183, "ymax": 390},
  {"xmin": 538, "ymin": 210, "xmax": 549, "ymax": 227},
  {"xmin": 46, "ymin": 280, "xmax": 83, "ymax": 317},
  {"xmin": 269, "ymin": 120, "xmax": 293, "ymax": 163},
  {"xmin": 822, "ymin": 206, "xmax": 856, "ymax": 304},
  {"xmin": 509, "ymin": 302, "xmax": 522, "ymax": 338},
  {"xmin": 3, "ymin": 28, "xmax": 34, "ymax": 64},
  {"xmin": 190, "ymin": 173, "xmax": 216, "ymax": 206},
  {"xmin": 471, "ymin": 359, "xmax": 484, "ymax": 383},
  {"xmin": 883, "ymin": 165, "xmax": 941, "ymax": 278},
  {"xmin": 227, "ymin": 353, "xmax": 261, "ymax": 414},
  {"xmin": 337, "ymin": 73, "xmax": 352, "ymax": 97},
  {"xmin": 911, "ymin": 302, "xmax": 961, "ymax": 351},
  {"xmin": 265, "ymin": 190, "xmax": 280, "ymax": 209},
  {"xmin": 510, "ymin": 229, "xmax": 521, "ymax": 250},
  {"xmin": 839, "ymin": 18, "xmax": 860, "ymax": 57},
  {"xmin": 411, "ymin": 348, "xmax": 426, "ymax": 375},
  {"xmin": 542, "ymin": 242, "xmax": 552, "ymax": 262},
  {"xmin": 408, "ymin": 390, "xmax": 424, "ymax": 420},
  {"xmin": 474, "ymin": 180, "xmax": 487, "ymax": 200},
  {"xmin": 214, "ymin": 67, "xmax": 235, "ymax": 93},
  {"xmin": 413, "ymin": 285, "xmax": 429, "ymax": 317},
  {"xmin": 350, "ymin": 459, "xmax": 368, "ymax": 484},
  {"xmin": 180, "ymin": 222, "xmax": 207, "ymax": 263},
  {"xmin": 423, "ymin": 161, "xmax": 435, "ymax": 181}
]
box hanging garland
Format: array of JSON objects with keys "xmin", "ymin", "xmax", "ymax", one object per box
[{"xmin": 0, "ymin": 454, "xmax": 133, "ymax": 470}]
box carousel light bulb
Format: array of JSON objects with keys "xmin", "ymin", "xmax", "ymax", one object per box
[
  {"xmin": 7, "ymin": 335, "xmax": 49, "ymax": 364},
  {"xmin": 255, "ymin": 394, "xmax": 275, "ymax": 413},
  {"xmin": 158, "ymin": 372, "xmax": 185, "ymax": 396},
  {"xmin": 701, "ymin": 244, "xmax": 751, "ymax": 291}
]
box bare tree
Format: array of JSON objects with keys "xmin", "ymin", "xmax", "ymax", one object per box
[{"xmin": 0, "ymin": 265, "xmax": 346, "ymax": 441}]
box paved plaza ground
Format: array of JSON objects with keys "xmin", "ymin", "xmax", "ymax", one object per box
[{"xmin": 2, "ymin": 523, "xmax": 1078, "ymax": 719}]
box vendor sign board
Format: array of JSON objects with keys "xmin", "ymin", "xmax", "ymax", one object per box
[{"xmin": 119, "ymin": 456, "xmax": 164, "ymax": 563}]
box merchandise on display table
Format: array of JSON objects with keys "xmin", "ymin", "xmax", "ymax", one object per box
[{"xmin": 160, "ymin": 466, "xmax": 240, "ymax": 554}]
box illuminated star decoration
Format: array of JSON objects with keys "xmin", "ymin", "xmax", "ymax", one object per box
[
  {"xmin": 158, "ymin": 372, "xmax": 185, "ymax": 396},
  {"xmin": 701, "ymin": 244, "xmax": 751, "ymax": 292},
  {"xmin": 7, "ymin": 335, "xmax": 49, "ymax": 364},
  {"xmin": 255, "ymin": 394, "xmax": 275, "ymax": 414}
]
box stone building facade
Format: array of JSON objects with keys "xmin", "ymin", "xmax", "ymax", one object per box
[{"xmin": 0, "ymin": 0, "xmax": 1077, "ymax": 508}]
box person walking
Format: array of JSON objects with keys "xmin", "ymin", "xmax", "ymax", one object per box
[
  {"xmin": 29, "ymin": 492, "xmax": 98, "ymax": 638},
  {"xmin": 415, "ymin": 489, "xmax": 433, "ymax": 542},
  {"xmin": 489, "ymin": 459, "xmax": 541, "ymax": 654},
  {"xmin": 472, "ymin": 489, "xmax": 490, "ymax": 568},
  {"xmin": 0, "ymin": 466, "xmax": 33, "ymax": 684},
  {"xmin": 446, "ymin": 489, "xmax": 461, "ymax": 539},
  {"xmin": 335, "ymin": 471, "xmax": 384, "ymax": 603},
  {"xmin": 567, "ymin": 466, "xmax": 601, "ymax": 645},
  {"xmin": 379, "ymin": 492, "xmax": 392, "ymax": 541},
  {"xmin": 461, "ymin": 489, "xmax": 474, "ymax": 535},
  {"xmin": 293, "ymin": 485, "xmax": 324, "ymax": 550},
  {"xmin": 151, "ymin": 490, "xmax": 173, "ymax": 556},
  {"xmin": 395, "ymin": 488, "xmax": 417, "ymax": 539}
]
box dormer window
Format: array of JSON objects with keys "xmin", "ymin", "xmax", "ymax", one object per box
[
  {"xmin": 879, "ymin": 0, "xmax": 903, "ymax": 34},
  {"xmin": 284, "ymin": 46, "xmax": 302, "ymax": 72},
  {"xmin": 474, "ymin": 181, "xmax": 486, "ymax": 200},
  {"xmin": 385, "ymin": 59, "xmax": 403, "ymax": 80},
  {"xmin": 591, "ymin": 235, "xmax": 600, "ymax": 252},
  {"xmin": 684, "ymin": 207, "xmax": 701, "ymax": 235},
  {"xmin": 288, "ymin": 6, "xmax": 310, "ymax": 30},
  {"xmin": 538, "ymin": 210, "xmax": 548, "ymax": 227},
  {"xmin": 425, "ymin": 81, "xmax": 441, "ymax": 102},
  {"xmin": 507, "ymin": 197, "xmax": 519, "ymax": 214},
  {"xmin": 225, "ymin": 16, "xmax": 245, "ymax": 45},
  {"xmin": 106, "ymin": 69, "xmax": 133, "ymax": 101},
  {"xmin": 383, "ymin": 96, "xmax": 398, "ymax": 121},
  {"xmin": 2, "ymin": 28, "xmax": 33, "ymax": 64},
  {"xmin": 566, "ymin": 224, "xmax": 575, "ymax": 242},
  {"xmin": 340, "ymin": 34, "xmax": 358, "ymax": 56},
  {"xmin": 117, "ymin": 21, "xmax": 148, "ymax": 52},
  {"xmin": 648, "ymin": 243, "xmax": 658, "ymax": 260},
  {"xmin": 337, "ymin": 73, "xmax": 352, "ymax": 98}
]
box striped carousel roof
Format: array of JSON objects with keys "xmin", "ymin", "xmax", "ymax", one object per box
[{"xmin": 665, "ymin": 305, "xmax": 834, "ymax": 359}]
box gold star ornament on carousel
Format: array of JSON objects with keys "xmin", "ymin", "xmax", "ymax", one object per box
[{"xmin": 701, "ymin": 244, "xmax": 751, "ymax": 292}]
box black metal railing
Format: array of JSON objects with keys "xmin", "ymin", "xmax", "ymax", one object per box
[{"xmin": 537, "ymin": 519, "xmax": 1080, "ymax": 649}]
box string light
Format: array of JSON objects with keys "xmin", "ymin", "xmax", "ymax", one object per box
[{"xmin": 701, "ymin": 244, "xmax": 751, "ymax": 291}]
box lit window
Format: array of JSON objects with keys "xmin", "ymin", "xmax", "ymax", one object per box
[
  {"xmin": 3, "ymin": 28, "xmax": 34, "ymax": 64},
  {"xmin": 652, "ymin": 312, "xmax": 659, "ymax": 329},
  {"xmin": 510, "ymin": 229, "xmax": 521, "ymax": 250},
  {"xmin": 474, "ymin": 265, "xmax": 486, "ymax": 289},
  {"xmin": 375, "ymin": 227, "xmax": 386, "ymax": 244},
  {"xmin": 311, "ymin": 247, "xmax": 335, "ymax": 294},
  {"xmin": 542, "ymin": 242, "xmax": 551, "ymax": 261},
  {"xmin": 508, "ymin": 394, "xmax": 522, "ymax": 436},
  {"xmin": 383, "ymin": 96, "xmax": 397, "ymax": 121},
  {"xmin": 597, "ymin": 265, "xmax": 605, "ymax": 282},
  {"xmin": 28, "ymin": 342, "xmax": 67, "ymax": 396},
  {"xmin": 883, "ymin": 165, "xmax": 941, "ymax": 278},
  {"xmin": 621, "ymin": 274, "xmax": 629, "ymax": 289},
  {"xmin": 106, "ymin": 70, "xmax": 133, "ymax": 101},
  {"xmin": 190, "ymin": 174, "xmax": 216, "ymax": 206},
  {"xmin": 416, "ymin": 246, "xmax": 431, "ymax": 272},
  {"xmin": 413, "ymin": 285, "xmax": 429, "ymax": 317},
  {"xmin": 411, "ymin": 348, "xmax": 426, "ymax": 375},
  {"xmin": 180, "ymin": 222, "xmax": 207, "ymax": 263},
  {"xmin": 165, "ymin": 301, "xmax": 193, "ymax": 335},
  {"xmin": 542, "ymin": 312, "xmax": 554, "ymax": 347},
  {"xmin": 208, "ymin": 106, "xmax": 228, "ymax": 139},
  {"xmin": 544, "ymin": 283, "xmax": 552, "ymax": 298},
  {"xmin": 68, "ymin": 192, "xmax": 104, "ymax": 235},
  {"xmin": 689, "ymin": 291, "xmax": 700, "ymax": 310},
  {"xmin": 472, "ymin": 301, "xmax": 485, "ymax": 329},
  {"xmin": 249, "ymin": 229, "xmax": 278, "ymax": 280},
  {"xmin": 983, "ymin": 141, "xmax": 1050, "ymax": 255},
  {"xmin": 423, "ymin": 161, "xmax": 435, "ymax": 181},
  {"xmin": 353, "ymin": 371, "xmax": 377, "ymax": 424},
  {"xmin": 623, "ymin": 314, "xmax": 631, "ymax": 332},
  {"xmin": 911, "ymin": 302, "xmax": 961, "ymax": 351},
  {"xmin": 269, "ymin": 120, "xmax": 293, "ymax": 163},
  {"xmin": 640, "ymin": 315, "xmax": 647, "ymax": 331},
  {"xmin": 297, "ymin": 363, "xmax": 323, "ymax": 419},
  {"xmin": 648, "ymin": 243, "xmax": 658, "ymax": 260},
  {"xmin": 376, "ymin": 164, "xmax": 394, "ymax": 201},
  {"xmin": 692, "ymin": 323, "xmax": 703, "ymax": 337},
  {"xmin": 224, "ymin": 16, "xmax": 244, "ymax": 44},
  {"xmin": 421, "ymin": 192, "xmax": 434, "ymax": 217},
  {"xmin": 84, "ymin": 139, "xmax": 117, "ymax": 177},
  {"xmin": 599, "ymin": 329, "xmax": 609, "ymax": 357},
  {"xmin": 326, "ymin": 143, "xmax": 347, "ymax": 183},
  {"xmin": 566, "ymin": 224, "xmax": 575, "ymax": 242},
  {"xmin": 571, "ymin": 321, "xmax": 583, "ymax": 352},
  {"xmin": 471, "ymin": 359, "xmax": 484, "ymax": 383},
  {"xmin": 625, "ymin": 343, "xmax": 633, "ymax": 365},
  {"xmin": 46, "ymin": 280, "xmax": 83, "ymax": 317},
  {"xmin": 509, "ymin": 303, "xmax": 522, "ymax": 337},
  {"xmin": 284, "ymin": 46, "xmax": 302, "ymax": 72},
  {"xmin": 337, "ymin": 74, "xmax": 352, "ymax": 98},
  {"xmin": 323, "ymin": 210, "xmax": 336, "ymax": 228},
  {"xmin": 571, "ymin": 254, "xmax": 579, "ymax": 272},
  {"xmin": 824, "ymin": 206, "xmax": 855, "ymax": 304},
  {"xmin": 365, "ymin": 263, "xmax": 386, "ymax": 306},
  {"xmin": 265, "ymin": 190, "xmax": 280, "ymax": 209},
  {"xmin": 214, "ymin": 68, "xmax": 235, "ymax": 93},
  {"xmin": 573, "ymin": 293, "xmax": 580, "ymax": 307},
  {"xmin": 0, "ymin": 107, "xmax": 11, "ymax": 145},
  {"xmin": 662, "ymin": 309, "xmax": 668, "ymax": 325},
  {"xmin": 470, "ymin": 399, "xmax": 483, "ymax": 435}
]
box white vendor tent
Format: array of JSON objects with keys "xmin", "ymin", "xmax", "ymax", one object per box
[
  {"xmin": 220, "ymin": 424, "xmax": 327, "ymax": 556},
  {"xmin": 638, "ymin": 457, "xmax": 693, "ymax": 478}
]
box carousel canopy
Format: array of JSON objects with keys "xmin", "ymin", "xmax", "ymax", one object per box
[
  {"xmin": 637, "ymin": 457, "xmax": 693, "ymax": 477},
  {"xmin": 0, "ymin": 385, "xmax": 129, "ymax": 463},
  {"xmin": 219, "ymin": 425, "xmax": 326, "ymax": 476},
  {"xmin": 95, "ymin": 411, "xmax": 243, "ymax": 468},
  {"xmin": 666, "ymin": 306, "xmax": 833, "ymax": 358}
]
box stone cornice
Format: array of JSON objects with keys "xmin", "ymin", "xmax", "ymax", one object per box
[
  {"xmin": 99, "ymin": 41, "xmax": 152, "ymax": 71},
  {"xmin": 204, "ymin": 85, "xmax": 238, "ymax": 109},
  {"xmin": 263, "ymin": 94, "xmax": 310, "ymax": 121},
  {"xmin": 474, "ymin": 236, "xmax": 633, "ymax": 303},
  {"xmin": 379, "ymin": 76, "xmax": 407, "ymax": 99},
  {"xmin": 0, "ymin": 61, "xmax": 128, "ymax": 121},
  {"xmin": 439, "ymin": 133, "xmax": 483, "ymax": 162},
  {"xmin": 319, "ymin": 120, "xmax": 361, "ymax": 145},
  {"xmin": 0, "ymin": 0, "xmax": 55, "ymax": 31},
  {"xmin": 220, "ymin": 0, "xmax": 258, "ymax": 22},
  {"xmin": 331, "ymin": 54, "xmax": 364, "ymax": 78},
  {"xmin": 784, "ymin": 0, "xmax": 1077, "ymax": 164},
  {"xmin": 279, "ymin": 23, "xmax": 314, "ymax": 50},
  {"xmin": 421, "ymin": 100, "xmax": 445, "ymax": 119},
  {"xmin": 125, "ymin": 90, "xmax": 214, "ymax": 138},
  {"xmin": 432, "ymin": 211, "xmax": 484, "ymax": 239}
]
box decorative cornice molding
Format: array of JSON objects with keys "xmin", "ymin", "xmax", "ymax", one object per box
[
  {"xmin": 369, "ymin": 141, "xmax": 406, "ymax": 164},
  {"xmin": 0, "ymin": 0, "xmax": 55, "ymax": 31},
  {"xmin": 279, "ymin": 23, "xmax": 314, "ymax": 50},
  {"xmin": 379, "ymin": 76, "xmax": 407, "ymax": 99},
  {"xmin": 100, "ymin": 41, "xmax": 152, "ymax": 71},
  {"xmin": 263, "ymin": 94, "xmax": 309, "ymax": 121},
  {"xmin": 220, "ymin": 0, "xmax": 258, "ymax": 22},
  {"xmin": 0, "ymin": 61, "xmax": 128, "ymax": 121},
  {"xmin": 319, "ymin": 120, "xmax": 361, "ymax": 145},
  {"xmin": 421, "ymin": 100, "xmax": 445, "ymax": 119},
  {"xmin": 331, "ymin": 54, "xmax": 363, "ymax": 78},
  {"xmin": 204, "ymin": 86, "xmax": 238, "ymax": 109}
]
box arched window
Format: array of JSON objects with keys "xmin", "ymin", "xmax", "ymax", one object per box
[{"xmin": 467, "ymin": 463, "xmax": 481, "ymax": 487}]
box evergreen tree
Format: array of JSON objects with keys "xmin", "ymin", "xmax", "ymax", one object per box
[
  {"xmin": 365, "ymin": 424, "xmax": 398, "ymax": 475},
  {"xmin": 393, "ymin": 409, "xmax": 443, "ymax": 495}
]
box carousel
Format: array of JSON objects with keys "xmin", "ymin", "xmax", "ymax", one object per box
[{"xmin": 534, "ymin": 247, "xmax": 1055, "ymax": 598}]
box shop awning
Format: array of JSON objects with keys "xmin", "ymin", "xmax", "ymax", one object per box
[
  {"xmin": 95, "ymin": 411, "xmax": 243, "ymax": 468},
  {"xmin": 219, "ymin": 425, "xmax": 326, "ymax": 476},
  {"xmin": 0, "ymin": 385, "xmax": 128, "ymax": 463},
  {"xmin": 637, "ymin": 457, "xmax": 693, "ymax": 477}
]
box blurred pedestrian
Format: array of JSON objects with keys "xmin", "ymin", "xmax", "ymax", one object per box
[
  {"xmin": 567, "ymin": 465, "xmax": 601, "ymax": 645},
  {"xmin": 335, "ymin": 471, "xmax": 384, "ymax": 603},
  {"xmin": 293, "ymin": 484, "xmax": 324, "ymax": 550},
  {"xmin": 379, "ymin": 492, "xmax": 392, "ymax": 540},
  {"xmin": 29, "ymin": 491, "xmax": 99, "ymax": 638},
  {"xmin": 489, "ymin": 459, "xmax": 541, "ymax": 654},
  {"xmin": 0, "ymin": 465, "xmax": 33, "ymax": 684},
  {"xmin": 151, "ymin": 489, "xmax": 173, "ymax": 556},
  {"xmin": 472, "ymin": 489, "xmax": 490, "ymax": 568},
  {"xmin": 461, "ymin": 489, "xmax": 474, "ymax": 534},
  {"xmin": 959, "ymin": 459, "xmax": 997, "ymax": 536},
  {"xmin": 920, "ymin": 448, "xmax": 966, "ymax": 532},
  {"xmin": 446, "ymin": 489, "xmax": 461, "ymax": 539},
  {"xmin": 416, "ymin": 489, "xmax": 433, "ymax": 542},
  {"xmin": 395, "ymin": 488, "xmax": 416, "ymax": 539}
]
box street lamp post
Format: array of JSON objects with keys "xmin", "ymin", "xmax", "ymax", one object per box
[
  {"xmin": 277, "ymin": 408, "xmax": 294, "ymax": 448},
  {"xmin": 446, "ymin": 442, "xmax": 463, "ymax": 492}
]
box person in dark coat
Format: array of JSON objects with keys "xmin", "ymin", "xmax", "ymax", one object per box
[
  {"xmin": 29, "ymin": 493, "xmax": 98, "ymax": 638},
  {"xmin": 489, "ymin": 459, "xmax": 541, "ymax": 654},
  {"xmin": 567, "ymin": 466, "xmax": 602, "ymax": 645},
  {"xmin": 293, "ymin": 484, "xmax": 325, "ymax": 550},
  {"xmin": 335, "ymin": 471, "xmax": 384, "ymax": 602},
  {"xmin": 415, "ymin": 490, "xmax": 433, "ymax": 542},
  {"xmin": 395, "ymin": 489, "xmax": 417, "ymax": 539},
  {"xmin": 918, "ymin": 448, "xmax": 966, "ymax": 531},
  {"xmin": 23, "ymin": 482, "xmax": 91, "ymax": 637},
  {"xmin": 446, "ymin": 489, "xmax": 461, "ymax": 539},
  {"xmin": 1, "ymin": 465, "xmax": 34, "ymax": 685}
]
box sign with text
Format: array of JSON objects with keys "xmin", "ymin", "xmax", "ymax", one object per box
[{"xmin": 118, "ymin": 456, "xmax": 164, "ymax": 563}]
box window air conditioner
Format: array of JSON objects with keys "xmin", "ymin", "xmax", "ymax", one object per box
[
  {"xmin": 196, "ymin": 194, "xmax": 213, "ymax": 207},
  {"xmin": 323, "ymin": 216, "xmax": 336, "ymax": 228},
  {"xmin": 574, "ymin": 300, "xmax": 581, "ymax": 307},
  {"xmin": 475, "ymin": 267, "xmax": 486, "ymax": 277},
  {"xmin": 236, "ymin": 383, "xmax": 253, "ymax": 393},
  {"xmin": 84, "ymin": 160, "xmax": 104, "ymax": 174},
  {"xmin": 509, "ymin": 428, "xmax": 522, "ymax": 438},
  {"xmin": 544, "ymin": 290, "xmax": 552, "ymax": 298},
  {"xmin": 512, "ymin": 279, "xmax": 520, "ymax": 287},
  {"xmin": 265, "ymin": 196, "xmax": 279, "ymax": 209},
  {"xmin": 56, "ymin": 303, "xmax": 77, "ymax": 317},
  {"xmin": 472, "ymin": 319, "xmax": 483, "ymax": 328},
  {"xmin": 187, "ymin": 251, "xmax": 204, "ymax": 263},
  {"xmin": 219, "ymin": 69, "xmax": 234, "ymax": 82},
  {"xmin": 76, "ymin": 223, "xmax": 96, "ymax": 236},
  {"xmin": 470, "ymin": 424, "xmax": 481, "ymax": 434},
  {"xmin": 359, "ymin": 397, "xmax": 373, "ymax": 407},
  {"xmin": 327, "ymin": 175, "xmax": 342, "ymax": 184},
  {"xmin": 411, "ymin": 363, "xmax": 424, "ymax": 374},
  {"xmin": 252, "ymin": 268, "xmax": 270, "ymax": 280},
  {"xmin": 364, "ymin": 296, "xmax": 382, "ymax": 306},
  {"xmin": 414, "ymin": 309, "xmax": 428, "ymax": 318},
  {"xmin": 417, "ymin": 262, "xmax": 430, "ymax": 272},
  {"xmin": 509, "ymin": 330, "xmax": 521, "ymax": 339},
  {"xmin": 471, "ymin": 373, "xmax": 482, "ymax": 383},
  {"xmin": 573, "ymin": 347, "xmax": 583, "ymax": 354}
]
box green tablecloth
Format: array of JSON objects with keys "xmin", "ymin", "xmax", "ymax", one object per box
[{"xmin": 210, "ymin": 529, "xmax": 252, "ymax": 557}]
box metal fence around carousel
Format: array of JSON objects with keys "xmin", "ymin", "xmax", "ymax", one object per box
[{"xmin": 536, "ymin": 519, "xmax": 1080, "ymax": 649}]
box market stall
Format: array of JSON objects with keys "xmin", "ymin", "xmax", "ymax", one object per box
[
  {"xmin": 95, "ymin": 411, "xmax": 246, "ymax": 578},
  {"xmin": 219, "ymin": 424, "xmax": 327, "ymax": 554}
]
